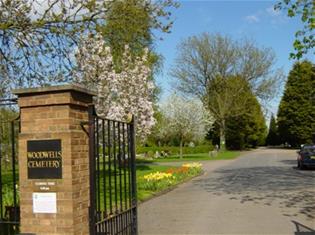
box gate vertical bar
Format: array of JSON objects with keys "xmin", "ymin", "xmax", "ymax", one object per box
[
  {"xmin": 108, "ymin": 120, "xmax": 113, "ymax": 215},
  {"xmin": 96, "ymin": 117, "xmax": 101, "ymax": 215},
  {"xmin": 102, "ymin": 119, "xmax": 107, "ymax": 215},
  {"xmin": 113, "ymin": 121, "xmax": 118, "ymax": 213},
  {"xmin": 118, "ymin": 123, "xmax": 123, "ymax": 211},
  {"xmin": 88, "ymin": 105, "xmax": 96, "ymax": 235},
  {"xmin": 130, "ymin": 116, "xmax": 137, "ymax": 235},
  {"xmin": 127, "ymin": 124, "xmax": 132, "ymax": 210},
  {"xmin": 123, "ymin": 123, "xmax": 128, "ymax": 211},
  {"xmin": 11, "ymin": 120, "xmax": 18, "ymax": 222},
  {"xmin": 0, "ymin": 128, "xmax": 3, "ymax": 219}
]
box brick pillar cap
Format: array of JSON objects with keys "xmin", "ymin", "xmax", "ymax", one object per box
[{"xmin": 12, "ymin": 83, "xmax": 97, "ymax": 96}]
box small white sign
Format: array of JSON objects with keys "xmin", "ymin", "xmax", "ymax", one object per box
[{"xmin": 33, "ymin": 192, "xmax": 57, "ymax": 214}]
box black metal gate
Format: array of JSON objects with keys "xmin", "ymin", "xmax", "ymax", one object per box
[
  {"xmin": 88, "ymin": 106, "xmax": 137, "ymax": 235},
  {"xmin": 0, "ymin": 99, "xmax": 20, "ymax": 235}
]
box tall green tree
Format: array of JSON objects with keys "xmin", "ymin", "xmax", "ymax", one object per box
[
  {"xmin": 170, "ymin": 33, "xmax": 282, "ymax": 150},
  {"xmin": 204, "ymin": 76, "xmax": 256, "ymax": 150},
  {"xmin": 206, "ymin": 83, "xmax": 267, "ymax": 150},
  {"xmin": 102, "ymin": 0, "xmax": 151, "ymax": 61},
  {"xmin": 275, "ymin": 0, "xmax": 314, "ymax": 59},
  {"xmin": 225, "ymin": 90, "xmax": 266, "ymax": 150},
  {"xmin": 102, "ymin": 0, "xmax": 178, "ymax": 70},
  {"xmin": 207, "ymin": 93, "xmax": 267, "ymax": 150},
  {"xmin": 277, "ymin": 60, "xmax": 315, "ymax": 147},
  {"xmin": 266, "ymin": 114, "xmax": 280, "ymax": 146}
]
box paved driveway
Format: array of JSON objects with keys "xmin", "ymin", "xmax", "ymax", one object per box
[{"xmin": 138, "ymin": 149, "xmax": 315, "ymax": 235}]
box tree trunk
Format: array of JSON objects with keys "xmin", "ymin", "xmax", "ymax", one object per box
[
  {"xmin": 219, "ymin": 120, "xmax": 226, "ymax": 151},
  {"xmin": 179, "ymin": 139, "xmax": 183, "ymax": 159}
]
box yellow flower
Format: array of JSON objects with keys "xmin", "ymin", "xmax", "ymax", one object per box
[
  {"xmin": 182, "ymin": 162, "xmax": 202, "ymax": 169},
  {"xmin": 143, "ymin": 171, "xmax": 174, "ymax": 181}
]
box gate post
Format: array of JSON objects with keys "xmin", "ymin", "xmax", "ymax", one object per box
[{"xmin": 13, "ymin": 85, "xmax": 96, "ymax": 235}]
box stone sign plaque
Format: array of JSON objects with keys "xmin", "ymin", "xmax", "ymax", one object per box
[{"xmin": 27, "ymin": 139, "xmax": 62, "ymax": 179}]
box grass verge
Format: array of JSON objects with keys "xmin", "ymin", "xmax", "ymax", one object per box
[{"xmin": 136, "ymin": 151, "xmax": 241, "ymax": 163}]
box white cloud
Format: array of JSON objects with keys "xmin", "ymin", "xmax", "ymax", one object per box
[
  {"xmin": 244, "ymin": 5, "xmax": 287, "ymax": 26},
  {"xmin": 245, "ymin": 15, "xmax": 260, "ymax": 23}
]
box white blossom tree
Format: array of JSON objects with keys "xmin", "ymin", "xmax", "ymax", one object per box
[
  {"xmin": 74, "ymin": 34, "xmax": 155, "ymax": 140},
  {"xmin": 159, "ymin": 94, "xmax": 214, "ymax": 158},
  {"xmin": 0, "ymin": 0, "xmax": 178, "ymax": 95}
]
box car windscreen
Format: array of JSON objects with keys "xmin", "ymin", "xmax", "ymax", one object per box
[{"xmin": 302, "ymin": 146, "xmax": 315, "ymax": 155}]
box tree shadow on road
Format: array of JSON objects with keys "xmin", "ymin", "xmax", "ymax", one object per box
[
  {"xmin": 193, "ymin": 164, "xmax": 315, "ymax": 220},
  {"xmin": 292, "ymin": 220, "xmax": 315, "ymax": 235}
]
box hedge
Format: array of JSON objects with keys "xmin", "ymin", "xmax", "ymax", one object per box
[{"xmin": 136, "ymin": 145, "xmax": 214, "ymax": 156}]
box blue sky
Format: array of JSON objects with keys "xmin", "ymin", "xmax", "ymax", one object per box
[{"xmin": 154, "ymin": 0, "xmax": 314, "ymax": 116}]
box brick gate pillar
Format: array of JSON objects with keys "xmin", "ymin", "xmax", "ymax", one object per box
[{"xmin": 13, "ymin": 85, "xmax": 96, "ymax": 235}]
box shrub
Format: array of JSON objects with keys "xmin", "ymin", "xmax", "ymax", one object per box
[{"xmin": 2, "ymin": 185, "xmax": 19, "ymax": 205}]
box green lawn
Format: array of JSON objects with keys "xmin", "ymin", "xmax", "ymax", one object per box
[{"xmin": 136, "ymin": 151, "xmax": 241, "ymax": 163}]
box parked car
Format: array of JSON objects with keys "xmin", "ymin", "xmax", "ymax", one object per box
[{"xmin": 297, "ymin": 144, "xmax": 315, "ymax": 169}]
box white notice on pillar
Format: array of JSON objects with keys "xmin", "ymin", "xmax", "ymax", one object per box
[{"xmin": 33, "ymin": 192, "xmax": 57, "ymax": 214}]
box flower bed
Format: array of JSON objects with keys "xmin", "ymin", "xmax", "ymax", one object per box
[
  {"xmin": 141, "ymin": 172, "xmax": 175, "ymax": 191},
  {"xmin": 138, "ymin": 162, "xmax": 203, "ymax": 194}
]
